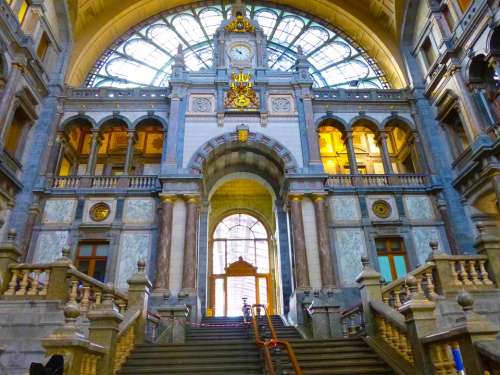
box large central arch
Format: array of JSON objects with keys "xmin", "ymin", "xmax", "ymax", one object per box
[{"xmin": 65, "ymin": 0, "xmax": 408, "ymax": 88}]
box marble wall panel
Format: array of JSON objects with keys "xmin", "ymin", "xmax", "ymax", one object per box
[
  {"xmin": 301, "ymin": 198, "xmax": 322, "ymax": 289},
  {"xmin": 43, "ymin": 199, "xmax": 77, "ymax": 224},
  {"xmin": 334, "ymin": 228, "xmax": 367, "ymax": 286},
  {"xmin": 116, "ymin": 231, "xmax": 151, "ymax": 289},
  {"xmin": 33, "ymin": 231, "xmax": 69, "ymax": 263},
  {"xmin": 327, "ymin": 195, "xmax": 360, "ymax": 222},
  {"xmin": 411, "ymin": 227, "xmax": 443, "ymax": 265},
  {"xmin": 123, "ymin": 198, "xmax": 156, "ymax": 224},
  {"xmin": 404, "ymin": 195, "xmax": 435, "ymax": 221},
  {"xmin": 169, "ymin": 200, "xmax": 187, "ymax": 294}
]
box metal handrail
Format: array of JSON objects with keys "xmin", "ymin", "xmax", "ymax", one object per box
[{"xmin": 248, "ymin": 303, "xmax": 302, "ymax": 375}]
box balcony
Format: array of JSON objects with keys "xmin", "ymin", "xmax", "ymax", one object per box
[
  {"xmin": 312, "ymin": 88, "xmax": 409, "ymax": 102},
  {"xmin": 48, "ymin": 175, "xmax": 161, "ymax": 192},
  {"xmin": 325, "ymin": 174, "xmax": 430, "ymax": 190}
]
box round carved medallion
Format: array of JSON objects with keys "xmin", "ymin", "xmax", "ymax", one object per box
[
  {"xmin": 90, "ymin": 202, "xmax": 111, "ymax": 222},
  {"xmin": 372, "ymin": 200, "xmax": 392, "ymax": 219}
]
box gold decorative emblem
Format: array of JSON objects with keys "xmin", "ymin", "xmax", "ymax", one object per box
[
  {"xmin": 90, "ymin": 202, "xmax": 111, "ymax": 222},
  {"xmin": 225, "ymin": 71, "xmax": 259, "ymax": 110},
  {"xmin": 372, "ymin": 200, "xmax": 392, "ymax": 219},
  {"xmin": 225, "ymin": 13, "xmax": 255, "ymax": 33}
]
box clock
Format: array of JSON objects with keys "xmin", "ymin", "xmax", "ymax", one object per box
[{"xmin": 229, "ymin": 44, "xmax": 251, "ymax": 62}]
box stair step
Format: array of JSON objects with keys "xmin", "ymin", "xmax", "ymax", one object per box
[
  {"xmin": 128, "ymin": 349, "xmax": 259, "ymax": 359},
  {"xmin": 118, "ymin": 364, "xmax": 262, "ymax": 374}
]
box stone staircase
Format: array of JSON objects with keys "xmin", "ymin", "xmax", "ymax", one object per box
[
  {"xmin": 118, "ymin": 315, "xmax": 395, "ymax": 375},
  {"xmin": 118, "ymin": 316, "xmax": 263, "ymax": 374}
]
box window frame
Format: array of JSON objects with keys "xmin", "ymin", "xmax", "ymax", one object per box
[
  {"xmin": 376, "ymin": 237, "xmax": 409, "ymax": 282},
  {"xmin": 75, "ymin": 242, "xmax": 109, "ymax": 282}
]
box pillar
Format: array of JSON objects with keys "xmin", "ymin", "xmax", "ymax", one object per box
[
  {"xmin": 164, "ymin": 94, "xmax": 183, "ymax": 172},
  {"xmin": 0, "ymin": 63, "xmax": 23, "ymax": 141},
  {"xmin": 302, "ymin": 93, "xmax": 322, "ymax": 169},
  {"xmin": 154, "ymin": 194, "xmax": 175, "ymax": 291},
  {"xmin": 181, "ymin": 195, "xmax": 200, "ymax": 295},
  {"xmin": 86, "ymin": 130, "xmax": 100, "ymax": 175},
  {"xmin": 312, "ymin": 194, "xmax": 335, "ymax": 289},
  {"xmin": 87, "ymin": 289, "xmax": 123, "ymax": 375},
  {"xmin": 376, "ymin": 132, "xmax": 394, "ymax": 174},
  {"xmin": 407, "ymin": 132, "xmax": 427, "ymax": 173},
  {"xmin": 436, "ymin": 197, "xmax": 460, "ymax": 253},
  {"xmin": 45, "ymin": 132, "xmax": 65, "ymax": 177},
  {"xmin": 127, "ymin": 260, "xmax": 152, "ymax": 344},
  {"xmin": 342, "ymin": 131, "xmax": 358, "ymax": 174},
  {"xmin": 20, "ymin": 201, "xmax": 40, "ymax": 260},
  {"xmin": 288, "ymin": 195, "xmax": 310, "ymax": 291},
  {"xmin": 123, "ymin": 131, "xmax": 135, "ymax": 174},
  {"xmin": 355, "ymin": 257, "xmax": 382, "ymax": 337}
]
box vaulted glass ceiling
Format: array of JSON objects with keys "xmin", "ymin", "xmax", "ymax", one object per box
[{"xmin": 85, "ymin": 2, "xmax": 388, "ymax": 89}]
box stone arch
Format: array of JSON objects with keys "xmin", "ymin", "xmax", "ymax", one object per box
[
  {"xmin": 132, "ymin": 114, "xmax": 168, "ymax": 130},
  {"xmin": 97, "ymin": 114, "xmax": 133, "ymax": 130},
  {"xmin": 188, "ymin": 131, "xmax": 298, "ymax": 194},
  {"xmin": 381, "ymin": 115, "xmax": 415, "ymax": 132},
  {"xmin": 349, "ymin": 115, "xmax": 381, "ymax": 132},
  {"xmin": 315, "ymin": 115, "xmax": 348, "ymax": 133},
  {"xmin": 60, "ymin": 114, "xmax": 97, "ymax": 131}
]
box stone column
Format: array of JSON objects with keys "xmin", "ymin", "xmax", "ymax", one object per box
[
  {"xmin": 312, "ymin": 194, "xmax": 335, "ymax": 289},
  {"xmin": 181, "ymin": 195, "xmax": 200, "ymax": 295},
  {"xmin": 127, "ymin": 260, "xmax": 152, "ymax": 344},
  {"xmin": 451, "ymin": 66, "xmax": 487, "ymax": 139},
  {"xmin": 123, "ymin": 131, "xmax": 136, "ymax": 174},
  {"xmin": 342, "ymin": 131, "xmax": 358, "ymax": 174},
  {"xmin": 45, "ymin": 132, "xmax": 65, "ymax": 177},
  {"xmin": 20, "ymin": 201, "xmax": 40, "ymax": 260},
  {"xmin": 376, "ymin": 132, "xmax": 394, "ymax": 174},
  {"xmin": 0, "ymin": 63, "xmax": 23, "ymax": 141},
  {"xmin": 436, "ymin": 198, "xmax": 460, "ymax": 253},
  {"xmin": 154, "ymin": 194, "xmax": 175, "ymax": 291},
  {"xmin": 86, "ymin": 130, "xmax": 100, "ymax": 175},
  {"xmin": 288, "ymin": 195, "xmax": 310, "ymax": 291},
  {"xmin": 164, "ymin": 93, "xmax": 183, "ymax": 173},
  {"xmin": 407, "ymin": 133, "xmax": 426, "ymax": 173},
  {"xmin": 302, "ymin": 93, "xmax": 322, "ymax": 169}
]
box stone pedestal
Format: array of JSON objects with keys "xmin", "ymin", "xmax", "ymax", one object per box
[
  {"xmin": 87, "ymin": 290, "xmax": 124, "ymax": 374},
  {"xmin": 156, "ymin": 305, "xmax": 189, "ymax": 344},
  {"xmin": 474, "ymin": 223, "xmax": 500, "ymax": 286},
  {"xmin": 0, "ymin": 230, "xmax": 21, "ymax": 289},
  {"xmin": 355, "ymin": 256, "xmax": 382, "ymax": 336},
  {"xmin": 308, "ymin": 291, "xmax": 343, "ymax": 339},
  {"xmin": 399, "ymin": 276, "xmax": 436, "ymax": 375},
  {"xmin": 127, "ymin": 260, "xmax": 152, "ymax": 344}
]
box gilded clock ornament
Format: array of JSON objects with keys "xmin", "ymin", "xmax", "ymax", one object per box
[
  {"xmin": 372, "ymin": 200, "xmax": 392, "ymax": 219},
  {"xmin": 90, "ymin": 202, "xmax": 111, "ymax": 222},
  {"xmin": 224, "ymin": 12, "xmax": 255, "ymax": 33}
]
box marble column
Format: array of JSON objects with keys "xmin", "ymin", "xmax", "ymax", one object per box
[
  {"xmin": 436, "ymin": 196, "xmax": 460, "ymax": 254},
  {"xmin": 86, "ymin": 130, "xmax": 100, "ymax": 175},
  {"xmin": 312, "ymin": 194, "xmax": 336, "ymax": 289},
  {"xmin": 181, "ymin": 195, "xmax": 200, "ymax": 295},
  {"xmin": 124, "ymin": 131, "xmax": 136, "ymax": 174},
  {"xmin": 342, "ymin": 132, "xmax": 358, "ymax": 174},
  {"xmin": 376, "ymin": 132, "xmax": 394, "ymax": 174},
  {"xmin": 408, "ymin": 133, "xmax": 426, "ymax": 173},
  {"xmin": 0, "ymin": 63, "xmax": 23, "ymax": 141},
  {"xmin": 288, "ymin": 195, "xmax": 310, "ymax": 290},
  {"xmin": 164, "ymin": 94, "xmax": 183, "ymax": 172},
  {"xmin": 154, "ymin": 195, "xmax": 176, "ymax": 291}
]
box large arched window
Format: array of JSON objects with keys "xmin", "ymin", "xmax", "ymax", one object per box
[
  {"xmin": 85, "ymin": 3, "xmax": 388, "ymax": 89},
  {"xmin": 211, "ymin": 213, "xmax": 272, "ymax": 316}
]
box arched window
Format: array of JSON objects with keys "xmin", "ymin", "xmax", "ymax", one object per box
[
  {"xmin": 442, "ymin": 107, "xmax": 470, "ymax": 158},
  {"xmin": 85, "ymin": 4, "xmax": 388, "ymax": 89},
  {"xmin": 4, "ymin": 106, "xmax": 31, "ymax": 162},
  {"xmin": 212, "ymin": 213, "xmax": 271, "ymax": 316},
  {"xmin": 318, "ymin": 123, "xmax": 349, "ymax": 174}
]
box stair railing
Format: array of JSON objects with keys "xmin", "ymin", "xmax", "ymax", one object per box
[{"xmin": 249, "ymin": 304, "xmax": 302, "ymax": 375}]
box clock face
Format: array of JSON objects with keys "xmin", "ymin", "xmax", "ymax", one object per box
[{"xmin": 230, "ymin": 45, "xmax": 251, "ymax": 62}]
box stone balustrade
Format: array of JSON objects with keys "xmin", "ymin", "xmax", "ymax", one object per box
[
  {"xmin": 113, "ymin": 317, "xmax": 137, "ymax": 373},
  {"xmin": 65, "ymin": 87, "xmax": 170, "ymax": 99},
  {"xmin": 49, "ymin": 175, "xmax": 160, "ymax": 191},
  {"xmin": 312, "ymin": 88, "xmax": 409, "ymax": 101},
  {"xmin": 340, "ymin": 304, "xmax": 364, "ymax": 337},
  {"xmin": 325, "ymin": 173, "xmax": 429, "ymax": 189},
  {"xmin": 373, "ymin": 310, "xmax": 414, "ymax": 366},
  {"xmin": 428, "ymin": 340, "xmax": 460, "ymax": 374}
]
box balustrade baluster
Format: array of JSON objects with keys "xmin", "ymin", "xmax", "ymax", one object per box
[
  {"xmin": 69, "ymin": 280, "xmax": 79, "ymax": 303},
  {"xmin": 451, "ymin": 261, "xmax": 462, "ymax": 286},
  {"xmin": 459, "ymin": 260, "xmax": 473, "ymax": 286},
  {"xmin": 468, "ymin": 260, "xmax": 483, "ymax": 286},
  {"xmin": 425, "ymin": 271, "xmax": 437, "ymax": 300},
  {"xmin": 27, "ymin": 269, "xmax": 41, "ymax": 296},
  {"xmin": 393, "ymin": 288, "xmax": 402, "ymax": 308},
  {"xmin": 5, "ymin": 269, "xmax": 19, "ymax": 295},
  {"xmin": 40, "ymin": 270, "xmax": 49, "ymax": 296},
  {"xmin": 81, "ymin": 285, "xmax": 91, "ymax": 312},
  {"xmin": 479, "ymin": 260, "xmax": 493, "ymax": 286},
  {"xmin": 16, "ymin": 269, "xmax": 29, "ymax": 295}
]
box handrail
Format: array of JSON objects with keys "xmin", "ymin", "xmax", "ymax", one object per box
[{"xmin": 249, "ymin": 304, "xmax": 302, "ymax": 375}]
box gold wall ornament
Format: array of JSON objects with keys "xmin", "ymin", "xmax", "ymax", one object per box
[
  {"xmin": 372, "ymin": 200, "xmax": 392, "ymax": 219},
  {"xmin": 225, "ymin": 71, "xmax": 259, "ymax": 110},
  {"xmin": 237, "ymin": 125, "xmax": 249, "ymax": 142},
  {"xmin": 225, "ymin": 13, "xmax": 255, "ymax": 33},
  {"xmin": 90, "ymin": 202, "xmax": 111, "ymax": 222}
]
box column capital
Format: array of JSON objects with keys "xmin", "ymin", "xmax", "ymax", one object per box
[
  {"xmin": 159, "ymin": 194, "xmax": 177, "ymax": 204},
  {"xmin": 183, "ymin": 194, "xmax": 201, "ymax": 205},
  {"xmin": 288, "ymin": 193, "xmax": 304, "ymax": 202},
  {"xmin": 311, "ymin": 193, "xmax": 327, "ymax": 202}
]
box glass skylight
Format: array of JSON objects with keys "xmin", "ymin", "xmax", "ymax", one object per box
[{"xmin": 86, "ymin": 2, "xmax": 388, "ymax": 89}]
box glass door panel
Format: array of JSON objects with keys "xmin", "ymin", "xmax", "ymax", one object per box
[{"xmin": 227, "ymin": 276, "xmax": 256, "ymax": 316}]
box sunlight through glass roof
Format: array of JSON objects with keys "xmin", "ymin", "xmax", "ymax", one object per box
[{"xmin": 85, "ymin": 2, "xmax": 388, "ymax": 89}]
